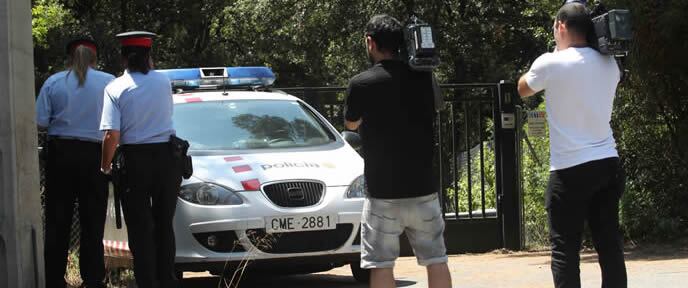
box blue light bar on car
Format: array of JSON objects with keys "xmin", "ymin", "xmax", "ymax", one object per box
[{"xmin": 156, "ymin": 66, "xmax": 276, "ymax": 90}]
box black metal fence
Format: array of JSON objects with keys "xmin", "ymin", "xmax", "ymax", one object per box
[
  {"xmin": 279, "ymin": 81, "xmax": 523, "ymax": 252},
  {"xmin": 437, "ymin": 84, "xmax": 498, "ymax": 220}
]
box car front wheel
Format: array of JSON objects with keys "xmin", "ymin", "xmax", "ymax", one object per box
[{"xmin": 350, "ymin": 262, "xmax": 370, "ymax": 283}]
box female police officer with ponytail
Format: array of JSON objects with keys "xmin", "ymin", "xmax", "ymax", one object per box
[
  {"xmin": 99, "ymin": 31, "xmax": 183, "ymax": 288},
  {"xmin": 37, "ymin": 38, "xmax": 114, "ymax": 288}
]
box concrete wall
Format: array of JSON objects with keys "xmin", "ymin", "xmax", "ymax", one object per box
[{"xmin": 0, "ymin": 0, "xmax": 45, "ymax": 287}]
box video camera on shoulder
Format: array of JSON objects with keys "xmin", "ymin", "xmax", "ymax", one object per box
[
  {"xmin": 402, "ymin": 14, "xmax": 440, "ymax": 71},
  {"xmin": 565, "ymin": 0, "xmax": 632, "ymax": 57},
  {"xmin": 592, "ymin": 8, "xmax": 632, "ymax": 56}
]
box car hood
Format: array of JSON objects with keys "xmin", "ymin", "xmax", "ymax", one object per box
[{"xmin": 187, "ymin": 145, "xmax": 364, "ymax": 190}]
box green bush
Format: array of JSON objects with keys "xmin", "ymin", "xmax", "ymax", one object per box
[
  {"xmin": 614, "ymin": 85, "xmax": 688, "ymax": 240},
  {"xmin": 444, "ymin": 138, "xmax": 497, "ymax": 215},
  {"xmin": 520, "ymin": 104, "xmax": 551, "ymax": 248}
]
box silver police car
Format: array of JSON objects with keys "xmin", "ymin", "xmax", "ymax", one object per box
[{"xmin": 102, "ymin": 67, "xmax": 368, "ymax": 282}]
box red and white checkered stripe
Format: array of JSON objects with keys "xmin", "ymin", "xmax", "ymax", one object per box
[
  {"xmin": 103, "ymin": 240, "xmax": 132, "ymax": 259},
  {"xmin": 184, "ymin": 97, "xmax": 203, "ymax": 103},
  {"xmin": 223, "ymin": 156, "xmax": 261, "ymax": 190},
  {"xmin": 232, "ymin": 164, "xmax": 252, "ymax": 173},
  {"xmin": 173, "ymin": 94, "xmax": 204, "ymax": 103}
]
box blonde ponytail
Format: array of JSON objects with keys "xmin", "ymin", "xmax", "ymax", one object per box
[{"xmin": 67, "ymin": 45, "xmax": 96, "ymax": 86}]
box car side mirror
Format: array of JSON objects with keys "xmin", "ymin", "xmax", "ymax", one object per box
[{"xmin": 341, "ymin": 131, "xmax": 362, "ymax": 151}]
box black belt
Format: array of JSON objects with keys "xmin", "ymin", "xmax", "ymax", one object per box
[
  {"xmin": 120, "ymin": 142, "xmax": 170, "ymax": 152},
  {"xmin": 50, "ymin": 136, "xmax": 102, "ymax": 144}
]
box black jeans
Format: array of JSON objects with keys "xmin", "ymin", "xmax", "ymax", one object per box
[
  {"xmin": 44, "ymin": 139, "xmax": 108, "ymax": 288},
  {"xmin": 120, "ymin": 143, "xmax": 182, "ymax": 288},
  {"xmin": 546, "ymin": 157, "xmax": 627, "ymax": 288}
]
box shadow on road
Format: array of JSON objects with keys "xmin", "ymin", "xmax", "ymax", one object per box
[
  {"xmin": 494, "ymin": 239, "xmax": 688, "ymax": 264},
  {"xmin": 513, "ymin": 242, "xmax": 688, "ymax": 266},
  {"xmin": 181, "ymin": 273, "xmax": 416, "ymax": 288},
  {"xmin": 580, "ymin": 245, "xmax": 688, "ymax": 264}
]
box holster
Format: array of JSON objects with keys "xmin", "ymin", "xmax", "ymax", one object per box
[
  {"xmin": 111, "ymin": 147, "xmax": 125, "ymax": 229},
  {"xmin": 170, "ymin": 135, "xmax": 193, "ymax": 179}
]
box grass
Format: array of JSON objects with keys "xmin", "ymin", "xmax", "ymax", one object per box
[
  {"xmin": 65, "ymin": 232, "xmax": 277, "ymax": 287},
  {"xmin": 216, "ymin": 231, "xmax": 279, "ymax": 288},
  {"xmin": 65, "ymin": 251, "xmax": 81, "ymax": 286},
  {"xmin": 65, "ymin": 250, "xmax": 135, "ymax": 287}
]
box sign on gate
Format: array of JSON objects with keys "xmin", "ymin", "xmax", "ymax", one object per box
[{"xmin": 527, "ymin": 110, "xmax": 547, "ymax": 137}]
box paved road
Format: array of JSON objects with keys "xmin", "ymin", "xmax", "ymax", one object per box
[{"xmin": 181, "ymin": 245, "xmax": 688, "ymax": 288}]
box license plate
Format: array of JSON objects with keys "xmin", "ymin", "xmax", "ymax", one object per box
[{"xmin": 265, "ymin": 214, "xmax": 337, "ymax": 233}]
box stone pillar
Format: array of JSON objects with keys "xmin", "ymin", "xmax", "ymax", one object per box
[{"xmin": 0, "ymin": 0, "xmax": 45, "ymax": 287}]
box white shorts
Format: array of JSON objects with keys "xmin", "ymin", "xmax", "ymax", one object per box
[{"xmin": 360, "ymin": 193, "xmax": 448, "ymax": 269}]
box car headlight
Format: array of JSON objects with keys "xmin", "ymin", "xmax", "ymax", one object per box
[
  {"xmin": 346, "ymin": 175, "xmax": 366, "ymax": 198},
  {"xmin": 179, "ymin": 182, "xmax": 243, "ymax": 205}
]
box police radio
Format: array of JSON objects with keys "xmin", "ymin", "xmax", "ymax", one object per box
[{"xmin": 402, "ymin": 15, "xmax": 440, "ymax": 71}]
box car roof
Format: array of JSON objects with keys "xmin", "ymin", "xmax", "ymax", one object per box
[{"xmin": 173, "ymin": 90, "xmax": 301, "ymax": 104}]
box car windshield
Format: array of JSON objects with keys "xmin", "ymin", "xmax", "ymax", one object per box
[{"xmin": 173, "ymin": 99, "xmax": 336, "ymax": 150}]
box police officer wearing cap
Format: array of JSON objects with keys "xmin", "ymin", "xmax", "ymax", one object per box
[
  {"xmin": 37, "ymin": 37, "xmax": 114, "ymax": 288},
  {"xmin": 99, "ymin": 31, "xmax": 182, "ymax": 288}
]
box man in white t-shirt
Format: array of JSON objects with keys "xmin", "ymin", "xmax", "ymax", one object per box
[{"xmin": 518, "ymin": 2, "xmax": 627, "ymax": 288}]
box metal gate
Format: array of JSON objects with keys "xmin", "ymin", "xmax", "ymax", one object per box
[{"xmin": 279, "ymin": 81, "xmax": 523, "ymax": 253}]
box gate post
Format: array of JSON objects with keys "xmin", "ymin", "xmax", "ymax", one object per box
[
  {"xmin": 496, "ymin": 81, "xmax": 523, "ymax": 250},
  {"xmin": 0, "ymin": 0, "xmax": 44, "ymax": 286}
]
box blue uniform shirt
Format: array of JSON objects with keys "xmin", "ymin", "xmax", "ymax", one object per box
[
  {"xmin": 35, "ymin": 68, "xmax": 115, "ymax": 142},
  {"xmin": 100, "ymin": 70, "xmax": 175, "ymax": 144}
]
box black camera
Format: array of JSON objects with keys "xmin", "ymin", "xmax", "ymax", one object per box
[
  {"xmin": 564, "ymin": 0, "xmax": 632, "ymax": 57},
  {"xmin": 402, "ymin": 15, "xmax": 440, "ymax": 71},
  {"xmin": 591, "ymin": 8, "xmax": 632, "ymax": 56}
]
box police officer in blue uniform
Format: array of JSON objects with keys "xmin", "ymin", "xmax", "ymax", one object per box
[
  {"xmin": 37, "ymin": 38, "xmax": 115, "ymax": 288},
  {"xmin": 99, "ymin": 31, "xmax": 182, "ymax": 288}
]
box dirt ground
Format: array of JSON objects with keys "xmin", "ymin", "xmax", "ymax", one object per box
[{"xmin": 179, "ymin": 241, "xmax": 688, "ymax": 288}]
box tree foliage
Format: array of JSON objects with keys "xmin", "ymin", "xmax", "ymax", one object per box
[
  {"xmin": 31, "ymin": 0, "xmax": 687, "ymax": 242},
  {"xmin": 611, "ymin": 0, "xmax": 688, "ymax": 239}
]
